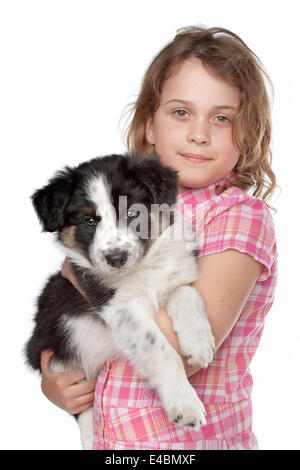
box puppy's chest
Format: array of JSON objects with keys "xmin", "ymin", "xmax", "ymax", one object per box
[{"xmin": 112, "ymin": 259, "xmax": 183, "ymax": 308}]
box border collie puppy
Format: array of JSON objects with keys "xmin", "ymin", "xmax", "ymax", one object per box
[{"xmin": 25, "ymin": 153, "xmax": 215, "ymax": 449}]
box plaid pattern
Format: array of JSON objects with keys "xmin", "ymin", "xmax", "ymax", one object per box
[{"xmin": 93, "ymin": 174, "xmax": 277, "ymax": 450}]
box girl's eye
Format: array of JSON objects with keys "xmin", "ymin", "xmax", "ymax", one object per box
[
  {"xmin": 127, "ymin": 209, "xmax": 137, "ymax": 219},
  {"xmin": 214, "ymin": 115, "xmax": 230, "ymax": 123},
  {"xmin": 84, "ymin": 217, "xmax": 98, "ymax": 227},
  {"xmin": 173, "ymin": 109, "xmax": 189, "ymax": 118}
]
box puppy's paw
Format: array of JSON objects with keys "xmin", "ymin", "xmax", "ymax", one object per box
[
  {"xmin": 184, "ymin": 329, "xmax": 215, "ymax": 368},
  {"xmin": 163, "ymin": 383, "xmax": 206, "ymax": 430},
  {"xmin": 177, "ymin": 296, "xmax": 215, "ymax": 368},
  {"xmin": 167, "ymin": 286, "xmax": 215, "ymax": 369}
]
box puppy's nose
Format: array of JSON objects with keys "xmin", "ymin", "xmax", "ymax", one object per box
[{"xmin": 105, "ymin": 250, "xmax": 128, "ymax": 268}]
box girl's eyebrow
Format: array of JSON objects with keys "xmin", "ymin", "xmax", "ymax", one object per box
[
  {"xmin": 164, "ymin": 99, "xmax": 191, "ymax": 106},
  {"xmin": 164, "ymin": 99, "xmax": 237, "ymax": 111},
  {"xmin": 213, "ymin": 105, "xmax": 238, "ymax": 111}
]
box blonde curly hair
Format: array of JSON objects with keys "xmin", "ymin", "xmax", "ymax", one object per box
[{"xmin": 124, "ymin": 26, "xmax": 277, "ymax": 206}]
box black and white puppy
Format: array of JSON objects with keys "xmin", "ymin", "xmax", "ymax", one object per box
[{"xmin": 25, "ymin": 153, "xmax": 215, "ymax": 449}]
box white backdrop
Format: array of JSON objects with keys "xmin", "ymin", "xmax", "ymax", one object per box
[{"xmin": 1, "ymin": 0, "xmax": 299, "ymax": 450}]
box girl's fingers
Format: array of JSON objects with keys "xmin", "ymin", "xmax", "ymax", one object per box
[
  {"xmin": 69, "ymin": 392, "xmax": 96, "ymax": 415},
  {"xmin": 75, "ymin": 391, "xmax": 96, "ymax": 407},
  {"xmin": 70, "ymin": 378, "xmax": 97, "ymax": 395},
  {"xmin": 40, "ymin": 350, "xmax": 88, "ymax": 386},
  {"xmin": 40, "ymin": 349, "xmax": 55, "ymax": 375},
  {"xmin": 71, "ymin": 402, "xmax": 95, "ymax": 415},
  {"xmin": 59, "ymin": 370, "xmax": 88, "ymax": 386}
]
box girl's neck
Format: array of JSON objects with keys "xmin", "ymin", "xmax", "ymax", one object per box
[{"xmin": 178, "ymin": 170, "xmax": 236, "ymax": 195}]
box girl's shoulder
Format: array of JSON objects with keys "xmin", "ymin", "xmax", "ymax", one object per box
[
  {"xmin": 196, "ymin": 186, "xmax": 277, "ymax": 281},
  {"xmin": 177, "ymin": 184, "xmax": 277, "ymax": 281},
  {"xmin": 205, "ymin": 185, "xmax": 275, "ymax": 230},
  {"xmin": 215, "ymin": 184, "xmax": 271, "ymax": 211},
  {"xmin": 178, "ymin": 183, "xmax": 275, "ymax": 232}
]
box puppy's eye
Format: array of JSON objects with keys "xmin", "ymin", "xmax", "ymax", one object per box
[
  {"xmin": 127, "ymin": 209, "xmax": 137, "ymax": 219},
  {"xmin": 85, "ymin": 217, "xmax": 97, "ymax": 227}
]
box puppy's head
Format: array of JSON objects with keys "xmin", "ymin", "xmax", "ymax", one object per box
[{"xmin": 32, "ymin": 153, "xmax": 178, "ymax": 277}]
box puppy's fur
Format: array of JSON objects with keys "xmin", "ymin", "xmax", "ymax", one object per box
[{"xmin": 25, "ymin": 153, "xmax": 215, "ymax": 449}]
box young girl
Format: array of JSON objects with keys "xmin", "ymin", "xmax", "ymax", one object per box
[{"xmin": 40, "ymin": 26, "xmax": 277, "ymax": 450}]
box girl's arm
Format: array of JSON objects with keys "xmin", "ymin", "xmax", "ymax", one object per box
[{"xmin": 156, "ymin": 249, "xmax": 263, "ymax": 377}]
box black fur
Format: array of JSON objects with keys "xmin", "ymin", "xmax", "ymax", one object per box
[
  {"xmin": 25, "ymin": 268, "xmax": 115, "ymax": 371},
  {"xmin": 32, "ymin": 153, "xmax": 177, "ymax": 232}
]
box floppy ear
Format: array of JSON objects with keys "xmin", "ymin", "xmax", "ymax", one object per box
[
  {"xmin": 132, "ymin": 154, "xmax": 178, "ymax": 206},
  {"xmin": 31, "ymin": 167, "xmax": 73, "ymax": 232}
]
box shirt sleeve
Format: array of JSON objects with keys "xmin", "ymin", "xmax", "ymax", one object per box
[{"xmin": 197, "ymin": 195, "xmax": 277, "ymax": 282}]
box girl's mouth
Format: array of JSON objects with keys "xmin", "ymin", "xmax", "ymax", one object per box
[{"xmin": 180, "ymin": 153, "xmax": 212, "ymax": 164}]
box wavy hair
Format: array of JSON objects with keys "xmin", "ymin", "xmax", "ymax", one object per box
[{"xmin": 124, "ymin": 26, "xmax": 277, "ymax": 206}]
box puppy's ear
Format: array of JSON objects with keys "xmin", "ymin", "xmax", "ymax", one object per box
[
  {"xmin": 133, "ymin": 154, "xmax": 178, "ymax": 206},
  {"xmin": 31, "ymin": 167, "xmax": 73, "ymax": 232}
]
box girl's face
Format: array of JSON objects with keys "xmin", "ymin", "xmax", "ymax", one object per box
[{"xmin": 145, "ymin": 58, "xmax": 242, "ymax": 193}]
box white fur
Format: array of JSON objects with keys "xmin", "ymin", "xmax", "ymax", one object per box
[
  {"xmin": 77, "ymin": 408, "xmax": 94, "ymax": 450},
  {"xmin": 86, "ymin": 174, "xmax": 145, "ymax": 276},
  {"xmin": 62, "ymin": 314, "xmax": 118, "ymax": 379}
]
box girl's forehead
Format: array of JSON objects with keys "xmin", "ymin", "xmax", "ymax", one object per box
[{"xmin": 160, "ymin": 58, "xmax": 240, "ymax": 108}]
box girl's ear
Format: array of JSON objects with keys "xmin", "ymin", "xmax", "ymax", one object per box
[{"xmin": 145, "ymin": 116, "xmax": 155, "ymax": 145}]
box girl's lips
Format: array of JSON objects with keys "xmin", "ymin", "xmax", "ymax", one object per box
[{"xmin": 180, "ymin": 153, "xmax": 212, "ymax": 164}]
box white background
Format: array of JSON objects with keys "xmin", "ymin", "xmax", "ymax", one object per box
[{"xmin": 1, "ymin": 0, "xmax": 299, "ymax": 450}]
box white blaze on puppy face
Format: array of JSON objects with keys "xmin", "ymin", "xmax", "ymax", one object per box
[
  {"xmin": 88, "ymin": 174, "xmax": 116, "ymax": 234},
  {"xmin": 87, "ymin": 173, "xmax": 119, "ymax": 247},
  {"xmin": 86, "ymin": 174, "xmax": 144, "ymax": 275}
]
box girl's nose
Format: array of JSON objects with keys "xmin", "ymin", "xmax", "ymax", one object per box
[{"xmin": 187, "ymin": 119, "xmax": 210, "ymax": 145}]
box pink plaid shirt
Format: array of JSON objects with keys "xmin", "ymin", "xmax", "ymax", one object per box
[{"xmin": 93, "ymin": 174, "xmax": 278, "ymax": 450}]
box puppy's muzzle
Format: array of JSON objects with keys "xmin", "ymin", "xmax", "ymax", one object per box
[{"xmin": 105, "ymin": 250, "xmax": 128, "ymax": 268}]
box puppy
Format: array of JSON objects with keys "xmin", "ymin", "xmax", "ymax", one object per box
[{"xmin": 25, "ymin": 153, "xmax": 215, "ymax": 449}]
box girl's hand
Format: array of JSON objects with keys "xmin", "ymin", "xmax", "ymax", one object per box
[{"xmin": 40, "ymin": 349, "xmax": 97, "ymax": 415}]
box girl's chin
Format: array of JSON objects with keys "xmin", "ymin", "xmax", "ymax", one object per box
[
  {"xmin": 178, "ymin": 182, "xmax": 205, "ymax": 193},
  {"xmin": 178, "ymin": 176, "xmax": 213, "ymax": 192}
]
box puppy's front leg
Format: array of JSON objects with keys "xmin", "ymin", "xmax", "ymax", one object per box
[
  {"xmin": 166, "ymin": 285, "xmax": 215, "ymax": 367},
  {"xmin": 103, "ymin": 297, "xmax": 206, "ymax": 430}
]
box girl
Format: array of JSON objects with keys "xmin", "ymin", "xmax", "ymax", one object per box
[{"xmin": 40, "ymin": 26, "xmax": 277, "ymax": 450}]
